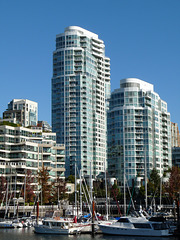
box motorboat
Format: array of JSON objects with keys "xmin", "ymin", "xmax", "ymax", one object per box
[
  {"xmin": 34, "ymin": 218, "xmax": 83, "ymax": 235},
  {"xmin": 98, "ymin": 216, "xmax": 172, "ymax": 237},
  {"xmin": 0, "ymin": 220, "xmax": 14, "ymax": 228},
  {"xmin": 12, "ymin": 219, "xmax": 23, "ymax": 228}
]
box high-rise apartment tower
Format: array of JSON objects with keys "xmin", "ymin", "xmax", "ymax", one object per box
[
  {"xmin": 52, "ymin": 26, "xmax": 110, "ymax": 177},
  {"xmin": 107, "ymin": 78, "xmax": 171, "ymax": 188}
]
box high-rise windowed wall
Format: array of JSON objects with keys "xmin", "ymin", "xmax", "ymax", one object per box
[
  {"xmin": 52, "ymin": 26, "xmax": 110, "ymax": 177},
  {"xmin": 107, "ymin": 78, "xmax": 171, "ymax": 188}
]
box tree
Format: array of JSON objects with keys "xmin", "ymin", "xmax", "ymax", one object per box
[
  {"xmin": 147, "ymin": 168, "xmax": 161, "ymax": 198},
  {"xmin": 22, "ymin": 170, "xmax": 35, "ymax": 204},
  {"xmin": 110, "ymin": 183, "xmax": 122, "ymax": 201},
  {"xmin": 0, "ymin": 176, "xmax": 6, "ymax": 204},
  {"xmin": 65, "ymin": 175, "xmax": 75, "ymax": 184},
  {"xmin": 136, "ymin": 169, "xmax": 161, "ymax": 206},
  {"xmin": 93, "ymin": 180, "xmax": 106, "ymax": 198},
  {"xmin": 165, "ymin": 166, "xmax": 180, "ymax": 203},
  {"xmin": 38, "ymin": 165, "xmax": 52, "ymax": 205},
  {"xmin": 51, "ymin": 177, "xmax": 67, "ymax": 204},
  {"xmin": 165, "ymin": 166, "xmax": 180, "ymax": 220}
]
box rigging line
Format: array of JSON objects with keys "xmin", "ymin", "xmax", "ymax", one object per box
[
  {"xmin": 126, "ymin": 176, "xmax": 136, "ymax": 215},
  {"xmin": 76, "ymin": 168, "xmax": 98, "ymax": 221},
  {"xmin": 76, "ymin": 167, "xmax": 91, "ymax": 205},
  {"xmin": 76, "ymin": 167, "xmax": 92, "ymax": 215},
  {"xmin": 106, "ymin": 171, "xmax": 122, "ymax": 216}
]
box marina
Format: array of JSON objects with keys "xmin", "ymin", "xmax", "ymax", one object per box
[
  {"xmin": 0, "ymin": 228, "xmax": 178, "ymax": 240},
  {"xmin": 0, "ymin": 4, "xmax": 180, "ymax": 240}
]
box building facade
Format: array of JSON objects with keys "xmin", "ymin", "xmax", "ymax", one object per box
[
  {"xmin": 52, "ymin": 26, "xmax": 110, "ymax": 177},
  {"xmin": 171, "ymin": 122, "xmax": 180, "ymax": 147},
  {"xmin": 172, "ymin": 147, "xmax": 180, "ymax": 167},
  {"xmin": 107, "ymin": 78, "xmax": 171, "ymax": 188},
  {"xmin": 37, "ymin": 121, "xmax": 52, "ymax": 132},
  {"xmin": 3, "ymin": 99, "xmax": 38, "ymax": 127},
  {"xmin": 0, "ymin": 123, "xmax": 65, "ymax": 194}
]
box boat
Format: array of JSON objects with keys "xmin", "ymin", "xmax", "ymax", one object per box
[
  {"xmin": 0, "ymin": 220, "xmax": 14, "ymax": 228},
  {"xmin": 98, "ymin": 215, "xmax": 172, "ymax": 237},
  {"xmin": 34, "ymin": 218, "xmax": 83, "ymax": 235},
  {"xmin": 12, "ymin": 219, "xmax": 23, "ymax": 228}
]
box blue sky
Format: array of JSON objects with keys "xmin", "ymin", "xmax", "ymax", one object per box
[{"xmin": 0, "ymin": 0, "xmax": 180, "ymax": 126}]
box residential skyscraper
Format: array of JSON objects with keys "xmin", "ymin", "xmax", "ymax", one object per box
[
  {"xmin": 107, "ymin": 78, "xmax": 171, "ymax": 188},
  {"xmin": 52, "ymin": 26, "xmax": 110, "ymax": 177},
  {"xmin": 3, "ymin": 99, "xmax": 38, "ymax": 127}
]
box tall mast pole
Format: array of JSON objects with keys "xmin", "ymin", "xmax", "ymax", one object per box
[
  {"xmin": 80, "ymin": 169, "xmax": 82, "ymax": 215},
  {"xmin": 160, "ymin": 176, "xmax": 162, "ymax": 210},
  {"xmin": 105, "ymin": 161, "xmax": 108, "ymax": 220},
  {"xmin": 144, "ymin": 146, "xmax": 148, "ymax": 209},
  {"xmin": 90, "ymin": 161, "xmax": 92, "ymax": 203},
  {"xmin": 24, "ymin": 170, "xmax": 26, "ymax": 216},
  {"xmin": 75, "ymin": 161, "xmax": 77, "ymax": 216},
  {"xmin": 123, "ymin": 109, "xmax": 126, "ymax": 216}
]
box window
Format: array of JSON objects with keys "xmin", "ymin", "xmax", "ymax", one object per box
[
  {"xmin": 117, "ymin": 218, "xmax": 129, "ymax": 223},
  {"xmin": 133, "ymin": 223, "xmax": 151, "ymax": 229}
]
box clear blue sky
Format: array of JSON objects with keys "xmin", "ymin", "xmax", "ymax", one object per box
[{"xmin": 0, "ymin": 0, "xmax": 180, "ymax": 126}]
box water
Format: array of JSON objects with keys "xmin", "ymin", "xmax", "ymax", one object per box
[{"xmin": 0, "ymin": 228, "xmax": 178, "ymax": 240}]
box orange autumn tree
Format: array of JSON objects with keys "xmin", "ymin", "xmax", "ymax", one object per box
[
  {"xmin": 0, "ymin": 176, "xmax": 6, "ymax": 204},
  {"xmin": 22, "ymin": 169, "xmax": 35, "ymax": 204},
  {"xmin": 165, "ymin": 166, "xmax": 180, "ymax": 203},
  {"xmin": 38, "ymin": 165, "xmax": 52, "ymax": 205}
]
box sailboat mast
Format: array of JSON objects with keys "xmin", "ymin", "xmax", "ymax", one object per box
[
  {"xmin": 123, "ymin": 168, "xmax": 126, "ymax": 215},
  {"xmin": 160, "ymin": 176, "xmax": 162, "ymax": 210},
  {"xmin": 80, "ymin": 169, "xmax": 82, "ymax": 215},
  {"xmin": 123, "ymin": 112, "xmax": 126, "ymax": 216},
  {"xmin": 5, "ymin": 182, "xmax": 9, "ymax": 219},
  {"xmin": 13, "ymin": 175, "xmax": 17, "ymax": 217},
  {"xmin": 75, "ymin": 161, "xmax": 77, "ymax": 216},
  {"xmin": 90, "ymin": 161, "xmax": 95, "ymax": 236},
  {"xmin": 23, "ymin": 170, "xmax": 26, "ymax": 216},
  {"xmin": 144, "ymin": 146, "xmax": 147, "ymax": 209},
  {"xmin": 105, "ymin": 161, "xmax": 108, "ymax": 220}
]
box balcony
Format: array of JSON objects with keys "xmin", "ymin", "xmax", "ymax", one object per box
[{"xmin": 135, "ymin": 141, "xmax": 143, "ymax": 145}]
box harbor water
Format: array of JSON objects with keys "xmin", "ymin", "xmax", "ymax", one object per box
[{"xmin": 0, "ymin": 228, "xmax": 178, "ymax": 240}]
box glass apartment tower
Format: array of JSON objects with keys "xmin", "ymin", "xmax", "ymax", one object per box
[
  {"xmin": 107, "ymin": 78, "xmax": 171, "ymax": 188},
  {"xmin": 52, "ymin": 26, "xmax": 110, "ymax": 177}
]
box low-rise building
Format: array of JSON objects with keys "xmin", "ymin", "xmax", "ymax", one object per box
[
  {"xmin": 3, "ymin": 99, "xmax": 38, "ymax": 127},
  {"xmin": 0, "ymin": 123, "xmax": 65, "ymax": 194}
]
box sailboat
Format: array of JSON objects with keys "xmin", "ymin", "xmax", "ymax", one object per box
[{"xmin": 0, "ymin": 182, "xmax": 14, "ymax": 228}]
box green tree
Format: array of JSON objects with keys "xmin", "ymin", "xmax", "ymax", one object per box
[
  {"xmin": 147, "ymin": 168, "xmax": 161, "ymax": 197},
  {"xmin": 110, "ymin": 183, "xmax": 122, "ymax": 201},
  {"xmin": 51, "ymin": 177, "xmax": 67, "ymax": 203},
  {"xmin": 93, "ymin": 180, "xmax": 106, "ymax": 198},
  {"xmin": 138, "ymin": 185, "xmax": 145, "ymax": 202},
  {"xmin": 65, "ymin": 175, "xmax": 75, "ymax": 184}
]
